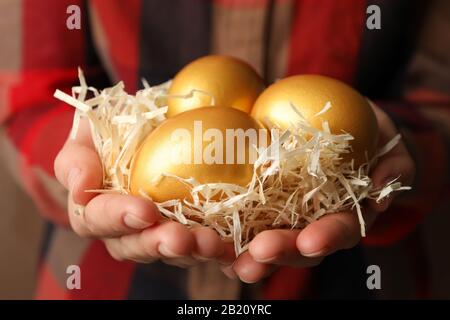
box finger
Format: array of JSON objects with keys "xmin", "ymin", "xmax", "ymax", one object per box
[
  {"xmin": 162, "ymin": 228, "xmax": 235, "ymax": 268},
  {"xmin": 369, "ymin": 152, "xmax": 415, "ymax": 212},
  {"xmin": 370, "ymin": 102, "xmax": 415, "ymax": 186},
  {"xmin": 67, "ymin": 117, "xmax": 97, "ymax": 147},
  {"xmin": 232, "ymin": 252, "xmax": 275, "ymax": 283},
  {"xmin": 219, "ymin": 244, "xmax": 245, "ymax": 279},
  {"xmin": 370, "ymin": 102, "xmax": 398, "ymax": 146},
  {"xmin": 248, "ymin": 229, "xmax": 299, "ymax": 263},
  {"xmin": 217, "ymin": 242, "xmax": 237, "ymax": 266},
  {"xmin": 296, "ymin": 211, "xmax": 376, "ymax": 257},
  {"xmin": 141, "ymin": 221, "xmax": 195, "ymax": 259},
  {"xmin": 191, "ymin": 227, "xmax": 225, "ymax": 261},
  {"xmin": 54, "ymin": 118, "xmax": 102, "ymax": 205},
  {"xmin": 75, "ymin": 194, "xmax": 160, "ymax": 238},
  {"xmin": 68, "ymin": 197, "xmax": 91, "ymax": 237},
  {"xmin": 190, "ymin": 228, "xmax": 236, "ymax": 265},
  {"xmin": 248, "ymin": 229, "xmax": 323, "ymax": 267},
  {"xmin": 367, "ymin": 101, "xmax": 416, "ymax": 211},
  {"xmin": 220, "ymin": 264, "xmax": 238, "ymax": 280},
  {"xmin": 104, "ymin": 221, "xmax": 196, "ymax": 264},
  {"xmin": 104, "ymin": 237, "xmax": 156, "ymax": 263}
]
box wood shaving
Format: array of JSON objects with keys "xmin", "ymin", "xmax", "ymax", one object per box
[{"xmin": 54, "ymin": 70, "xmax": 411, "ymax": 255}]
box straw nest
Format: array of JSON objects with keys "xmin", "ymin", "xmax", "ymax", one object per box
[{"xmin": 54, "ymin": 69, "xmax": 410, "ymax": 254}]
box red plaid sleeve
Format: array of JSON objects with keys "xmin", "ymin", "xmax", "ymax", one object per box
[{"xmin": 0, "ymin": 0, "xmax": 89, "ymax": 225}]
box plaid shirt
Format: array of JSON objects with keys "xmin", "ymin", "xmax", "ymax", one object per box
[{"xmin": 1, "ymin": 0, "xmax": 449, "ymax": 299}]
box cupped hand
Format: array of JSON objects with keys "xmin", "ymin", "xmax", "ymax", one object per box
[
  {"xmin": 227, "ymin": 102, "xmax": 416, "ymax": 283},
  {"xmin": 54, "ymin": 118, "xmax": 235, "ymax": 267}
]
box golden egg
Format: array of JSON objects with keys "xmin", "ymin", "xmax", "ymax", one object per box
[
  {"xmin": 167, "ymin": 55, "xmax": 265, "ymax": 118},
  {"xmin": 251, "ymin": 75, "xmax": 379, "ymax": 165},
  {"xmin": 130, "ymin": 106, "xmax": 269, "ymax": 202}
]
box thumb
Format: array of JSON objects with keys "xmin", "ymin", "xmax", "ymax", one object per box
[{"xmin": 54, "ymin": 117, "xmax": 103, "ymax": 205}]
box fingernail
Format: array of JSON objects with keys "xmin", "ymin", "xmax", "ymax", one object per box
[
  {"xmin": 219, "ymin": 259, "xmax": 234, "ymax": 266},
  {"xmin": 124, "ymin": 214, "xmax": 152, "ymax": 229},
  {"xmin": 301, "ymin": 248, "xmax": 329, "ymax": 258},
  {"xmin": 254, "ymin": 255, "xmax": 278, "ymax": 263},
  {"xmin": 158, "ymin": 244, "xmax": 183, "ymax": 258},
  {"xmin": 241, "ymin": 277, "xmax": 258, "ymax": 284},
  {"xmin": 68, "ymin": 168, "xmax": 81, "ymax": 192},
  {"xmin": 221, "ymin": 265, "xmax": 237, "ymax": 280}
]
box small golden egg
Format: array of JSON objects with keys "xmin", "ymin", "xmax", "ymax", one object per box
[
  {"xmin": 167, "ymin": 55, "xmax": 265, "ymax": 118},
  {"xmin": 251, "ymin": 75, "xmax": 379, "ymax": 165},
  {"xmin": 130, "ymin": 106, "xmax": 269, "ymax": 202}
]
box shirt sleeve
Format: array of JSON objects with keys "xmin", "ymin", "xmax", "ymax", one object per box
[{"xmin": 0, "ymin": 0, "xmax": 105, "ymax": 225}]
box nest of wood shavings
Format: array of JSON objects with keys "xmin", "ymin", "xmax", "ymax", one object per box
[{"xmin": 54, "ymin": 69, "xmax": 410, "ymax": 255}]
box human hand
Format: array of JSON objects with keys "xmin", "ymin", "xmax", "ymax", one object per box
[
  {"xmin": 225, "ymin": 102, "xmax": 416, "ymax": 283},
  {"xmin": 54, "ymin": 118, "xmax": 235, "ymax": 267}
]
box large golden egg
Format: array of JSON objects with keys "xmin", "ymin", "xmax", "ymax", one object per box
[
  {"xmin": 251, "ymin": 75, "xmax": 379, "ymax": 165},
  {"xmin": 130, "ymin": 106, "xmax": 268, "ymax": 202},
  {"xmin": 167, "ymin": 55, "xmax": 265, "ymax": 118}
]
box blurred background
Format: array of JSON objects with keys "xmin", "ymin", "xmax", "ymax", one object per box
[{"xmin": 0, "ymin": 157, "xmax": 43, "ymax": 299}]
